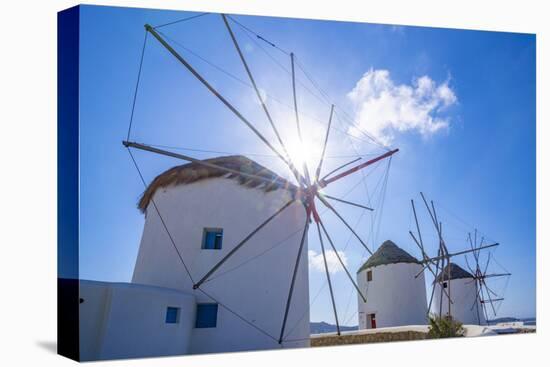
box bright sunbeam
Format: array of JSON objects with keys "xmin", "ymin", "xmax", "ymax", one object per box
[
  {"xmin": 285, "ymin": 137, "xmax": 319, "ymax": 178},
  {"xmin": 275, "ymin": 111, "xmax": 328, "ymax": 181}
]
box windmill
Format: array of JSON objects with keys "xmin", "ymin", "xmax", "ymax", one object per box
[
  {"xmin": 123, "ymin": 13, "xmax": 398, "ymax": 345},
  {"xmin": 408, "ymin": 192, "xmax": 500, "ymax": 322},
  {"xmin": 464, "ymin": 230, "xmax": 512, "ymax": 325}
]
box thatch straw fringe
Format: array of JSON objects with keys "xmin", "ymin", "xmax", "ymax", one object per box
[{"xmin": 138, "ymin": 155, "xmax": 296, "ymax": 213}]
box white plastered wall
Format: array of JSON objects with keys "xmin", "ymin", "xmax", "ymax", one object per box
[
  {"xmin": 132, "ymin": 178, "xmax": 310, "ymax": 353},
  {"xmin": 432, "ymin": 277, "xmax": 486, "ymax": 325},
  {"xmin": 357, "ymin": 262, "xmax": 428, "ymax": 329}
]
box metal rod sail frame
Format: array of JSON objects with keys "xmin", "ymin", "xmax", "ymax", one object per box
[
  {"xmin": 409, "ymin": 231, "xmax": 452, "ymax": 302},
  {"xmin": 420, "ymin": 193, "xmax": 453, "ymax": 317},
  {"xmin": 315, "ymin": 220, "xmax": 340, "ymax": 336},
  {"xmin": 314, "ymin": 104, "xmax": 335, "ymax": 182},
  {"xmin": 426, "ymin": 243, "xmax": 499, "ymax": 264},
  {"xmin": 316, "ymin": 194, "xmax": 374, "ymax": 256},
  {"xmin": 410, "ymin": 198, "xmax": 450, "ymax": 314},
  {"xmin": 142, "ymin": 24, "xmax": 301, "ymax": 184},
  {"xmin": 321, "ymin": 157, "xmax": 361, "ymax": 182},
  {"xmin": 193, "ymin": 198, "xmax": 297, "ymax": 289},
  {"xmin": 318, "ymin": 216, "xmax": 368, "ymax": 303},
  {"xmin": 290, "ymin": 51, "xmax": 312, "ymax": 185},
  {"xmin": 278, "ymin": 212, "xmax": 311, "ymax": 344},
  {"xmin": 479, "ymin": 272, "xmax": 512, "ymax": 279},
  {"xmin": 221, "ymin": 14, "xmax": 305, "ymax": 188},
  {"xmin": 410, "ymin": 192, "xmax": 502, "ymax": 319},
  {"xmin": 123, "ymin": 141, "xmax": 289, "ymax": 188},
  {"xmin": 480, "ymin": 298, "xmax": 504, "ymax": 304},
  {"xmin": 322, "ymin": 194, "xmax": 374, "ymax": 211},
  {"xmin": 467, "ymin": 229, "xmax": 509, "ymax": 321},
  {"xmin": 320, "ymin": 149, "xmax": 399, "ymax": 187},
  {"xmin": 409, "ymin": 200, "xmax": 453, "ymax": 306}
]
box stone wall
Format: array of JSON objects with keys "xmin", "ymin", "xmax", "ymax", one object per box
[{"xmin": 311, "ymin": 330, "xmax": 427, "ymax": 347}]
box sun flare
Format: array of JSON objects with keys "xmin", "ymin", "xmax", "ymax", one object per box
[{"xmin": 286, "ymin": 139, "xmax": 318, "ymax": 176}]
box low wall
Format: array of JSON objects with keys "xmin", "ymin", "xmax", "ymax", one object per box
[{"xmin": 311, "ymin": 330, "xmax": 427, "ymax": 347}]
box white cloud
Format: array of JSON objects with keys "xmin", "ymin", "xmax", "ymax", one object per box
[
  {"xmin": 308, "ymin": 249, "xmax": 348, "ymax": 274},
  {"xmin": 346, "ymin": 69, "xmax": 457, "ymax": 144}
]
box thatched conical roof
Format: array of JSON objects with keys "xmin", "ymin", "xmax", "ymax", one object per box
[
  {"xmin": 357, "ymin": 240, "xmax": 421, "ymax": 273},
  {"xmin": 435, "ymin": 263, "xmax": 474, "ymax": 282},
  {"xmin": 138, "ymin": 155, "xmax": 296, "ymax": 213}
]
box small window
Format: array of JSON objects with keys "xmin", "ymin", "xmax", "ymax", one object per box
[
  {"xmin": 202, "ymin": 228, "xmax": 223, "ymax": 250},
  {"xmin": 367, "ymin": 270, "xmax": 373, "ymax": 282},
  {"xmin": 443, "ymin": 282, "xmax": 448, "ymax": 288},
  {"xmin": 196, "ymin": 303, "xmax": 218, "ymax": 328},
  {"xmin": 165, "ymin": 307, "xmax": 180, "ymax": 324}
]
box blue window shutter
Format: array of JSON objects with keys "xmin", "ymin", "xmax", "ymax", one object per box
[
  {"xmin": 165, "ymin": 307, "xmax": 180, "ymax": 324},
  {"xmin": 205, "ymin": 232, "xmax": 215, "ymax": 249},
  {"xmin": 214, "ymin": 232, "xmax": 223, "ymax": 249},
  {"xmin": 202, "ymin": 229, "xmax": 223, "ymax": 250},
  {"xmin": 195, "ymin": 304, "xmax": 218, "ymax": 328}
]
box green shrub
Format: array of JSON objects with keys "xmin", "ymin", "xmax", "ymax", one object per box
[{"xmin": 427, "ymin": 314, "xmax": 465, "ymax": 338}]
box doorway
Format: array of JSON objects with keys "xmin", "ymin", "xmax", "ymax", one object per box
[{"xmin": 367, "ymin": 313, "xmax": 376, "ymax": 329}]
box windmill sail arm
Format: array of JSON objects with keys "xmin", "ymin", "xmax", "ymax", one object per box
[
  {"xmin": 321, "ymin": 194, "xmax": 374, "ymax": 211},
  {"xmin": 414, "ymin": 262, "xmax": 430, "ymax": 278},
  {"xmin": 320, "ymin": 157, "xmax": 361, "ymax": 182},
  {"xmin": 422, "ymin": 242, "xmax": 499, "ymax": 263},
  {"xmin": 465, "ymin": 255, "xmax": 476, "ymax": 274},
  {"xmin": 143, "ymin": 24, "xmax": 298, "ymax": 182},
  {"xmin": 481, "ymin": 272, "xmax": 512, "ymax": 279},
  {"xmin": 316, "ymin": 193, "xmax": 373, "ymax": 255},
  {"xmin": 221, "ymin": 15, "xmax": 305, "ymax": 187},
  {"xmin": 278, "ymin": 214, "xmax": 311, "ymax": 344},
  {"xmin": 123, "ymin": 141, "xmax": 291, "ymax": 188},
  {"xmin": 409, "ymin": 231, "xmax": 439, "ymax": 267},
  {"xmin": 481, "ymin": 284, "xmax": 498, "ymax": 315},
  {"xmin": 314, "ymin": 220, "xmax": 340, "ymax": 336},
  {"xmin": 427, "ymin": 248, "xmax": 443, "ymax": 313},
  {"xmin": 317, "ymin": 217, "xmax": 367, "ymax": 303},
  {"xmin": 410, "ymin": 200, "xmax": 426, "ymax": 251},
  {"xmin": 314, "ymin": 104, "xmax": 335, "ymax": 182},
  {"xmin": 290, "ymin": 52, "xmax": 312, "ymax": 185},
  {"xmin": 319, "ymin": 149, "xmax": 398, "ymax": 187}
]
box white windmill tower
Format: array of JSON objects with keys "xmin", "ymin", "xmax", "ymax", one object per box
[
  {"xmin": 407, "ymin": 193, "xmax": 502, "ymax": 324},
  {"xmin": 131, "ymin": 157, "xmax": 311, "ymax": 353},
  {"xmin": 429, "ymin": 233, "xmax": 511, "ymax": 325},
  {"xmin": 432, "ymin": 262, "xmax": 483, "ymax": 324},
  {"xmin": 356, "ymin": 240, "xmax": 428, "ymax": 329}
]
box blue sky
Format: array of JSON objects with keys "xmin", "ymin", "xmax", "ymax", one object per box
[{"xmin": 77, "ymin": 5, "xmax": 536, "ymax": 322}]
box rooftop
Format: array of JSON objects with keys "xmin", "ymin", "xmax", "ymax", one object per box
[
  {"xmin": 435, "ymin": 263, "xmax": 474, "ymax": 282},
  {"xmin": 138, "ymin": 155, "xmax": 296, "ymax": 212},
  {"xmin": 357, "ymin": 240, "xmax": 421, "ymax": 273}
]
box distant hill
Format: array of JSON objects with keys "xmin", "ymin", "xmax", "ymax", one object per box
[
  {"xmin": 310, "ymin": 321, "xmax": 358, "ymax": 334},
  {"xmin": 487, "ymin": 317, "xmax": 519, "ymax": 324},
  {"xmin": 487, "ymin": 317, "xmax": 536, "ymax": 326}
]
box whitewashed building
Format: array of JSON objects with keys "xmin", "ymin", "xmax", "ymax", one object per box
[
  {"xmin": 80, "ymin": 156, "xmax": 310, "ymax": 360},
  {"xmin": 78, "ymin": 280, "xmax": 196, "ymax": 360},
  {"xmin": 357, "ymin": 240, "xmax": 428, "ymax": 329},
  {"xmin": 432, "ymin": 263, "xmax": 486, "ymax": 325}
]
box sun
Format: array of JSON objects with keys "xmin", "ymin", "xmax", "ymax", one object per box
[{"xmin": 286, "ymin": 138, "xmax": 318, "ymax": 176}]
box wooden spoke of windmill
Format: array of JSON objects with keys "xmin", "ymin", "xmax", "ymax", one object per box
[
  {"xmin": 464, "ymin": 230, "xmax": 511, "ymax": 323},
  {"xmin": 408, "ymin": 193, "xmax": 502, "ymax": 318}
]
